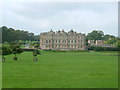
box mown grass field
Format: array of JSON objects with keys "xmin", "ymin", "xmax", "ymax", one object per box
[
  {"xmin": 0, "ymin": 56, "xmax": 2, "ymax": 89},
  {"xmin": 2, "ymin": 51, "xmax": 118, "ymax": 88}
]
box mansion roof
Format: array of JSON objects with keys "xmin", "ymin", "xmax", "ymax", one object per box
[{"xmin": 40, "ymin": 29, "xmax": 85, "ymax": 36}]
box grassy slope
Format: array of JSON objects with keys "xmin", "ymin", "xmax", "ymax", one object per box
[{"xmin": 2, "ymin": 51, "xmax": 118, "ymax": 88}]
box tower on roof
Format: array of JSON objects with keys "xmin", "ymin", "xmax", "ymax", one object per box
[
  {"xmin": 70, "ymin": 29, "xmax": 73, "ymax": 32},
  {"xmin": 50, "ymin": 29, "xmax": 52, "ymax": 31}
]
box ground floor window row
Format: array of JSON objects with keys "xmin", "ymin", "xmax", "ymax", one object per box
[{"xmin": 43, "ymin": 45, "xmax": 85, "ymax": 48}]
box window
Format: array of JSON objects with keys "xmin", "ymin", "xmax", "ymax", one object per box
[
  {"xmin": 71, "ymin": 40, "xmax": 73, "ymax": 43},
  {"xmin": 73, "ymin": 45, "xmax": 74, "ymax": 48},
  {"xmin": 75, "ymin": 40, "xmax": 76, "ymax": 43},
  {"xmin": 49, "ymin": 40, "xmax": 51, "ymax": 43},
  {"xmin": 46, "ymin": 40, "xmax": 48, "ymax": 43}
]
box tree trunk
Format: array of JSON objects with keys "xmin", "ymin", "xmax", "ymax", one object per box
[
  {"xmin": 13, "ymin": 54, "xmax": 17, "ymax": 61},
  {"xmin": 33, "ymin": 56, "xmax": 37, "ymax": 62},
  {"xmin": 2, "ymin": 56, "xmax": 5, "ymax": 63}
]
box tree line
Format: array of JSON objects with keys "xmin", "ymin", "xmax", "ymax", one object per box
[
  {"xmin": 86, "ymin": 30, "xmax": 116, "ymax": 40},
  {"xmin": 86, "ymin": 30, "xmax": 119, "ymax": 46},
  {"xmin": 1, "ymin": 26, "xmax": 118, "ymax": 43},
  {"xmin": 1, "ymin": 26, "xmax": 39, "ymax": 42},
  {"xmin": 1, "ymin": 26, "xmax": 120, "ymax": 48}
]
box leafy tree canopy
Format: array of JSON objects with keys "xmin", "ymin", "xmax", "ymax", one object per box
[
  {"xmin": 1, "ymin": 26, "xmax": 39, "ymax": 42},
  {"xmin": 10, "ymin": 44, "xmax": 23, "ymax": 55},
  {"xmin": 86, "ymin": 30, "xmax": 104, "ymax": 40},
  {"xmin": 2, "ymin": 45, "xmax": 11, "ymax": 56}
]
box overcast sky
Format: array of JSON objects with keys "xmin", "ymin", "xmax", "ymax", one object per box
[{"xmin": 1, "ymin": 2, "xmax": 118, "ymax": 36}]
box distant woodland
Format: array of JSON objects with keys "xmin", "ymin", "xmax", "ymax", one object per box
[{"xmin": 1, "ymin": 26, "xmax": 39, "ymax": 42}]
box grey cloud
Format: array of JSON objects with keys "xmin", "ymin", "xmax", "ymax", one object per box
[
  {"xmin": 6, "ymin": 2, "xmax": 117, "ymax": 19},
  {"xmin": 1, "ymin": 2, "xmax": 118, "ymax": 36}
]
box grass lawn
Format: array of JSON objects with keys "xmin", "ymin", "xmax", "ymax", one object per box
[
  {"xmin": 2, "ymin": 51, "xmax": 118, "ymax": 88},
  {"xmin": 0, "ymin": 56, "xmax": 2, "ymax": 89}
]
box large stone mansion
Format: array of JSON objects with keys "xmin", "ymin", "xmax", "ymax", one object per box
[{"xmin": 40, "ymin": 29, "xmax": 86, "ymax": 50}]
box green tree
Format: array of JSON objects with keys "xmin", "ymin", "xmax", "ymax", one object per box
[
  {"xmin": 34, "ymin": 44, "xmax": 39, "ymax": 49},
  {"xmin": 103, "ymin": 34, "xmax": 115, "ymax": 41},
  {"xmin": 2, "ymin": 45, "xmax": 11, "ymax": 63},
  {"xmin": 106, "ymin": 38, "xmax": 117, "ymax": 44},
  {"xmin": 115, "ymin": 40, "xmax": 120, "ymax": 48},
  {"xmin": 33, "ymin": 49, "xmax": 40, "ymax": 62},
  {"xmin": 10, "ymin": 44, "xmax": 23, "ymax": 61},
  {"xmin": 87, "ymin": 30, "xmax": 104, "ymax": 40}
]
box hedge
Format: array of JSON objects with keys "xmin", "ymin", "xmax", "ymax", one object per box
[
  {"xmin": 88, "ymin": 46, "xmax": 120, "ymax": 51},
  {"xmin": 21, "ymin": 48, "xmax": 35, "ymax": 51}
]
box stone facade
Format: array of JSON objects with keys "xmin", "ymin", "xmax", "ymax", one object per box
[
  {"xmin": 88, "ymin": 40, "xmax": 115, "ymax": 47},
  {"xmin": 88, "ymin": 40, "xmax": 104, "ymax": 46},
  {"xmin": 40, "ymin": 29, "xmax": 86, "ymax": 50}
]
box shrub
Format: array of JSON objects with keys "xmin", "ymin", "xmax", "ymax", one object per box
[
  {"xmin": 22, "ymin": 48, "xmax": 35, "ymax": 51},
  {"xmin": 88, "ymin": 46, "xmax": 120, "ymax": 51}
]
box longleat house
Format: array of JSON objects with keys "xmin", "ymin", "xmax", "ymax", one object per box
[{"xmin": 40, "ymin": 29, "xmax": 86, "ymax": 50}]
